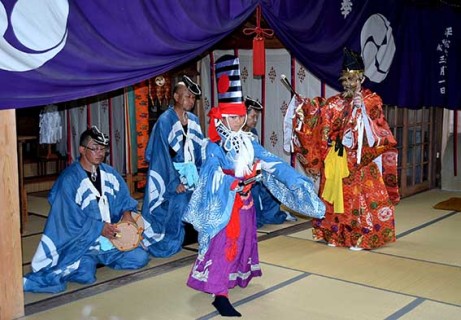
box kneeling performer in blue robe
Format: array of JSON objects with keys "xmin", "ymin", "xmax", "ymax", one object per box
[{"xmin": 24, "ymin": 126, "xmax": 149, "ymax": 293}]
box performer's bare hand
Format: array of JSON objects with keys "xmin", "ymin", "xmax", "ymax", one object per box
[
  {"xmin": 176, "ymin": 183, "xmax": 187, "ymax": 193},
  {"xmin": 295, "ymin": 95, "xmax": 304, "ymax": 105},
  {"xmin": 102, "ymin": 222, "xmax": 119, "ymax": 240}
]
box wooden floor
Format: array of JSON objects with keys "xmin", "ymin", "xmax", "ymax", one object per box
[{"xmin": 19, "ymin": 189, "xmax": 461, "ymax": 320}]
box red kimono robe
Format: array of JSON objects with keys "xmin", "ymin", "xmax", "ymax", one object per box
[{"xmin": 295, "ymin": 88, "xmax": 399, "ymax": 249}]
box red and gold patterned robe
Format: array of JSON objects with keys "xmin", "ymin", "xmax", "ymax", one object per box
[{"xmin": 294, "ymin": 88, "xmax": 399, "ymax": 249}]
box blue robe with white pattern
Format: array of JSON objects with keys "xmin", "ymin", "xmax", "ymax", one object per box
[
  {"xmin": 141, "ymin": 107, "xmax": 204, "ymax": 257},
  {"xmin": 23, "ymin": 161, "xmax": 148, "ymax": 293},
  {"xmin": 183, "ymin": 138, "xmax": 325, "ymax": 256},
  {"xmin": 249, "ymin": 128, "xmax": 288, "ymax": 227}
]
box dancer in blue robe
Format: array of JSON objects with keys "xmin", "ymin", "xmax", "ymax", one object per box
[
  {"xmin": 183, "ymin": 55, "xmax": 325, "ymax": 317},
  {"xmin": 23, "ymin": 126, "xmax": 149, "ymax": 293},
  {"xmin": 141, "ymin": 77, "xmax": 205, "ymax": 257}
]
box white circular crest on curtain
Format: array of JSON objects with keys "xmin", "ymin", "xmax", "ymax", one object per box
[
  {"xmin": 0, "ymin": 0, "xmax": 69, "ymax": 72},
  {"xmin": 361, "ymin": 13, "xmax": 396, "ymax": 83}
]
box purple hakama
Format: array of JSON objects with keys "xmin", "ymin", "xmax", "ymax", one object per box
[{"xmin": 187, "ymin": 194, "xmax": 262, "ymax": 295}]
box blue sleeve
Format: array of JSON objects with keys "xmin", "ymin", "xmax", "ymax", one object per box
[
  {"xmin": 183, "ymin": 142, "xmax": 236, "ymax": 255},
  {"xmin": 252, "ymin": 141, "xmax": 326, "ymax": 218}
]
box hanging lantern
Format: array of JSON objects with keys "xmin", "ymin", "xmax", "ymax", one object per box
[{"xmin": 243, "ymin": 5, "xmax": 274, "ymax": 76}]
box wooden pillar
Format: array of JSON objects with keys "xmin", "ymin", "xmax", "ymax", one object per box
[{"xmin": 0, "ymin": 109, "xmax": 25, "ymax": 319}]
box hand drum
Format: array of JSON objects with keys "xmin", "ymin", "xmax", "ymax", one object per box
[{"xmin": 110, "ymin": 221, "xmax": 143, "ymax": 251}]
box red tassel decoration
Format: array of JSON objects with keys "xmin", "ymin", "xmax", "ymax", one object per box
[
  {"xmin": 253, "ymin": 37, "xmax": 265, "ymax": 76},
  {"xmin": 225, "ymin": 194, "xmax": 243, "ymax": 262},
  {"xmin": 243, "ymin": 5, "xmax": 274, "ymax": 76}
]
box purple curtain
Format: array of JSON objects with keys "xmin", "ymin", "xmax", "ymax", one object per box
[
  {"xmin": 262, "ymin": 0, "xmax": 461, "ymax": 109},
  {"xmin": 0, "ymin": 0, "xmax": 460, "ymax": 110},
  {"xmin": 0, "ymin": 0, "xmax": 258, "ymax": 109}
]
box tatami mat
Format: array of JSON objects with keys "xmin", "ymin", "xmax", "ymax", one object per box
[
  {"xmin": 21, "ymin": 258, "xmax": 461, "ymax": 320},
  {"xmin": 22, "ymin": 263, "xmax": 304, "ymax": 320},
  {"xmin": 19, "ymin": 189, "xmax": 461, "ymax": 319},
  {"xmin": 397, "ymin": 300, "xmax": 461, "ymax": 319},
  {"xmin": 286, "ymin": 227, "xmax": 315, "ymax": 241},
  {"xmin": 392, "ymin": 189, "xmax": 461, "ymax": 234},
  {"xmin": 23, "ymin": 249, "xmax": 196, "ymax": 305},
  {"xmin": 236, "ymin": 275, "xmax": 415, "ymax": 320},
  {"xmin": 377, "ymin": 213, "xmax": 461, "ymax": 267},
  {"xmin": 259, "ymin": 237, "xmax": 461, "ymax": 306},
  {"xmin": 287, "ymin": 189, "xmax": 461, "ymax": 241}
]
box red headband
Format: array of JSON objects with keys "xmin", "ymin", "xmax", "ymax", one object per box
[{"xmin": 207, "ymin": 103, "xmax": 246, "ymax": 142}]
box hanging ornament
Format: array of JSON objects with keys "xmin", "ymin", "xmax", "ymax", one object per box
[
  {"xmin": 148, "ymin": 73, "xmax": 172, "ymax": 111},
  {"xmin": 243, "ymin": 5, "xmax": 274, "ymax": 76},
  {"xmin": 91, "ymin": 165, "xmax": 97, "ymax": 182}
]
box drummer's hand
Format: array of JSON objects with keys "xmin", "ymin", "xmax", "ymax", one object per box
[
  {"xmin": 176, "ymin": 183, "xmax": 187, "ymax": 193},
  {"xmin": 102, "ymin": 222, "xmax": 119, "ymax": 240}
]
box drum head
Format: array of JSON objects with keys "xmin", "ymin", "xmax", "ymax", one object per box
[{"xmin": 110, "ymin": 221, "xmax": 142, "ymax": 251}]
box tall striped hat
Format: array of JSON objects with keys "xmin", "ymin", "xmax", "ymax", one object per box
[
  {"xmin": 215, "ymin": 55, "xmax": 246, "ymax": 115},
  {"xmin": 208, "ymin": 55, "xmax": 246, "ymax": 141}
]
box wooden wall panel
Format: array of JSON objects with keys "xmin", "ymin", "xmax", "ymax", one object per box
[{"xmin": 0, "ymin": 109, "xmax": 24, "ymax": 319}]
